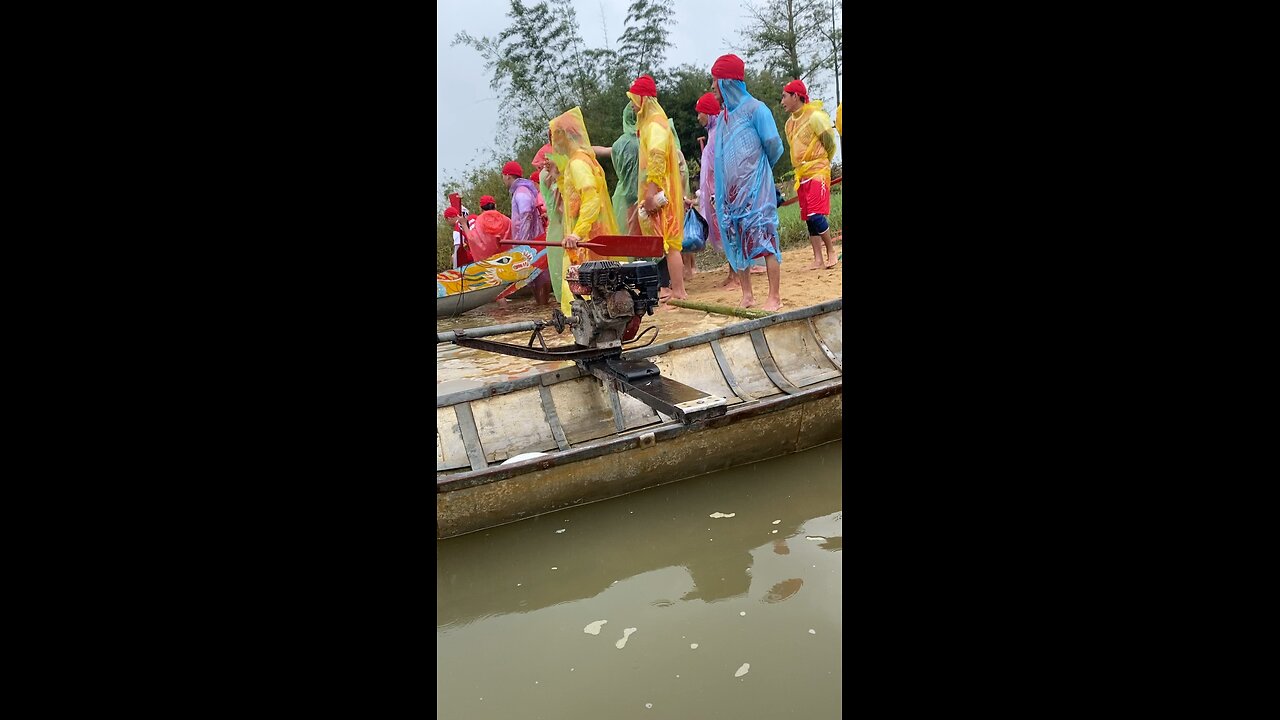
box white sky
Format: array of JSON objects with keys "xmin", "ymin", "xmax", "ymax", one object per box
[{"xmin": 437, "ymin": 0, "xmax": 843, "ymax": 198}]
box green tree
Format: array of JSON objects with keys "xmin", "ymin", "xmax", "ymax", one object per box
[
  {"xmin": 738, "ymin": 0, "xmax": 828, "ymax": 84},
  {"xmin": 617, "ymin": 0, "xmax": 676, "ymax": 79},
  {"xmin": 809, "ymin": 0, "xmax": 842, "ymax": 104},
  {"xmin": 454, "ymin": 0, "xmax": 614, "ymax": 150}
]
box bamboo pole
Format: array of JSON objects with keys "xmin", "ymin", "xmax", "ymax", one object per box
[{"xmin": 667, "ymin": 300, "xmax": 773, "ymax": 319}]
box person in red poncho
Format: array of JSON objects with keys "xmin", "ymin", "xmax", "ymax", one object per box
[{"xmin": 464, "ymin": 194, "xmax": 512, "ymax": 262}]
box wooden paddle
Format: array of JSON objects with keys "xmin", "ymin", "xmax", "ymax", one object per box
[{"xmin": 501, "ymin": 234, "xmax": 663, "ymax": 257}]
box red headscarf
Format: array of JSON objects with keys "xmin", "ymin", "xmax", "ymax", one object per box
[
  {"xmin": 629, "ymin": 75, "xmax": 657, "ymax": 97},
  {"xmin": 711, "ymin": 54, "xmax": 745, "ymax": 81},
  {"xmin": 532, "ymin": 143, "xmax": 552, "ymax": 169},
  {"xmin": 784, "ymin": 79, "xmax": 808, "ymax": 102},
  {"xmin": 695, "ymin": 92, "xmax": 721, "ymax": 115}
]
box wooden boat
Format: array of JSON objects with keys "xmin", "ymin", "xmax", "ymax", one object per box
[
  {"xmin": 436, "ymin": 282, "xmax": 512, "ymax": 319},
  {"xmin": 436, "ymin": 245, "xmax": 545, "ymax": 319},
  {"xmin": 437, "ymin": 297, "xmax": 842, "ymax": 539}
]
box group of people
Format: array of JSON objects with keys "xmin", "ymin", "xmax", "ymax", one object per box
[{"xmin": 444, "ymin": 53, "xmax": 841, "ymax": 314}]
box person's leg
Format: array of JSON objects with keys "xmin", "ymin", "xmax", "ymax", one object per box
[
  {"xmin": 761, "ymin": 254, "xmax": 783, "ymax": 311},
  {"xmin": 750, "ymin": 257, "xmax": 766, "ymax": 274},
  {"xmin": 666, "ymin": 249, "xmax": 687, "ymax": 300},
  {"xmin": 806, "ymin": 214, "xmax": 835, "ymax": 269},
  {"xmin": 739, "ymin": 268, "xmax": 755, "ymax": 308},
  {"xmin": 798, "ymin": 182, "xmax": 824, "ymax": 270},
  {"xmin": 811, "ymin": 177, "xmax": 835, "ymax": 267},
  {"xmin": 533, "ymin": 272, "xmax": 550, "ymax": 306},
  {"xmin": 683, "ymin": 253, "xmax": 697, "ymax": 280}
]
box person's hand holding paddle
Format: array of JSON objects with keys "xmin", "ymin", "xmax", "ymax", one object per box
[{"xmin": 562, "ymin": 234, "xmax": 580, "ymax": 249}]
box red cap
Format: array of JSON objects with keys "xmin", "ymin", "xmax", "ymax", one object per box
[
  {"xmin": 784, "ymin": 79, "xmax": 808, "ymax": 101},
  {"xmin": 695, "ymin": 92, "xmax": 721, "ymax": 115},
  {"xmin": 530, "ymin": 169, "xmax": 541, "ymax": 184},
  {"xmin": 629, "ymin": 74, "xmax": 657, "ymax": 97},
  {"xmin": 444, "ymin": 207, "xmax": 460, "ymax": 219},
  {"xmin": 479, "ymin": 195, "xmax": 496, "ymax": 206},
  {"xmin": 502, "ymin": 160, "xmax": 524, "ymax": 177},
  {"xmin": 711, "ymin": 54, "xmax": 745, "ymax": 81}
]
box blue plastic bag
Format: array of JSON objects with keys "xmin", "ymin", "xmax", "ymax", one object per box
[{"xmin": 683, "ymin": 208, "xmax": 707, "ymax": 253}]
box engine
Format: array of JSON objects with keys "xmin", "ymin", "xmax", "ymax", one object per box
[{"xmin": 561, "ymin": 260, "xmax": 660, "ymax": 349}]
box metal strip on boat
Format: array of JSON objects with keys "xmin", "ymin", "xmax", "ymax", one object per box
[
  {"xmin": 454, "ymin": 403, "xmax": 490, "ymax": 471},
  {"xmin": 710, "ymin": 339, "xmax": 756, "ymax": 402},
  {"xmin": 538, "ymin": 384, "xmax": 572, "ymax": 451},
  {"xmin": 750, "ymin": 329, "xmax": 801, "ymax": 395},
  {"xmin": 606, "ymin": 381, "xmax": 627, "ymax": 432},
  {"xmin": 808, "ymin": 318, "xmax": 842, "ymax": 371}
]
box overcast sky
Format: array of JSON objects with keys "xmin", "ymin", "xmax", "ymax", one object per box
[{"xmin": 437, "ymin": 0, "xmax": 842, "ymax": 198}]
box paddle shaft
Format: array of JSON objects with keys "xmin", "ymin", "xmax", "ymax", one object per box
[{"xmin": 501, "ymin": 234, "xmax": 663, "ymax": 257}]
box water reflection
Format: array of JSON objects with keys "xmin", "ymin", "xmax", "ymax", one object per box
[
  {"xmin": 436, "ymin": 440, "xmax": 842, "ymax": 631},
  {"xmin": 436, "ymin": 440, "xmax": 842, "ymax": 720}
]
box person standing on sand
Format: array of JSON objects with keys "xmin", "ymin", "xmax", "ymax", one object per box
[
  {"xmin": 628, "ymin": 74, "xmax": 686, "ymax": 305},
  {"xmin": 781, "ymin": 79, "xmax": 839, "ymax": 270},
  {"xmin": 709, "ymin": 54, "xmax": 785, "ymax": 311},
  {"xmin": 551, "ymin": 106, "xmax": 621, "ymax": 315}
]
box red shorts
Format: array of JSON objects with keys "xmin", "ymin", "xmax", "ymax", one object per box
[{"xmin": 797, "ymin": 177, "xmax": 830, "ymax": 221}]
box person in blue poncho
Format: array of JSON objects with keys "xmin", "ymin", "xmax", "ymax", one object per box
[{"xmin": 709, "ymin": 54, "xmax": 785, "ymax": 311}]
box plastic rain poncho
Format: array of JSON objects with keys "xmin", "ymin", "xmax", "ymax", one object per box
[
  {"xmin": 492, "ymin": 176, "xmax": 548, "ymax": 299},
  {"xmin": 712, "ymin": 78, "xmax": 784, "ymax": 271},
  {"xmin": 536, "ymin": 144, "xmax": 565, "ymax": 304},
  {"xmin": 785, "ymin": 99, "xmax": 837, "ymax": 192},
  {"xmin": 669, "ymin": 119, "xmax": 690, "ymax": 198},
  {"xmin": 698, "ymin": 114, "xmax": 723, "ymax": 251},
  {"xmin": 550, "ymin": 106, "xmax": 620, "ymax": 314},
  {"xmin": 610, "ymin": 104, "xmax": 640, "ymax": 235},
  {"xmin": 628, "ymin": 91, "xmax": 683, "ymax": 253},
  {"xmin": 465, "ymin": 209, "xmax": 511, "ymax": 261}
]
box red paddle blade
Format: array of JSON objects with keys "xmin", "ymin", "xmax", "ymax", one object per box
[{"xmin": 588, "ymin": 235, "xmax": 664, "ymax": 257}]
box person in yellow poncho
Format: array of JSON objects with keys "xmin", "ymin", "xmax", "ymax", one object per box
[
  {"xmin": 781, "ymin": 79, "xmax": 838, "ymax": 270},
  {"xmin": 627, "ymin": 74, "xmax": 686, "ymax": 304},
  {"xmin": 552, "ymin": 107, "xmax": 621, "ymax": 315}
]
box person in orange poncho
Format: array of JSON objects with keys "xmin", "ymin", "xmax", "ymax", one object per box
[
  {"xmin": 552, "ymin": 106, "xmax": 621, "ymax": 315},
  {"xmin": 626, "ymin": 74, "xmax": 686, "ymax": 304}
]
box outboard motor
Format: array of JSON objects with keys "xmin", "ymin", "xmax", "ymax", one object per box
[{"xmin": 562, "ymin": 260, "xmax": 661, "ymax": 349}]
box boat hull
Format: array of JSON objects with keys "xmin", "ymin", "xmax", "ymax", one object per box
[
  {"xmin": 437, "ymin": 298, "xmax": 843, "ymax": 538},
  {"xmin": 435, "ymin": 283, "xmax": 511, "ymax": 318}
]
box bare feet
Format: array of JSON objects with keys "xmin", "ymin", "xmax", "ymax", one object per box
[
  {"xmin": 805, "ymin": 261, "xmax": 823, "ymax": 270},
  {"xmin": 740, "ymin": 295, "xmax": 756, "ymax": 308},
  {"xmin": 666, "ymin": 291, "xmax": 688, "ymax": 301},
  {"xmin": 749, "ymin": 265, "xmax": 766, "ymax": 274},
  {"xmin": 823, "ymin": 258, "xmax": 838, "ymax": 269},
  {"xmin": 760, "ymin": 298, "xmax": 783, "ymax": 311},
  {"xmin": 720, "ymin": 273, "xmax": 739, "ymax": 288}
]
